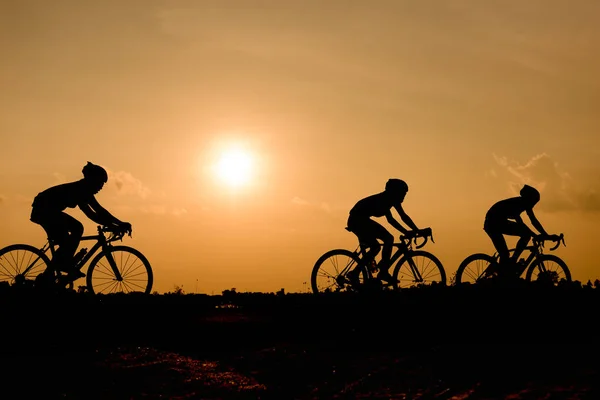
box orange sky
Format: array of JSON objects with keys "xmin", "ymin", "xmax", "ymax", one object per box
[{"xmin": 1, "ymin": 1, "xmax": 599, "ymax": 293}]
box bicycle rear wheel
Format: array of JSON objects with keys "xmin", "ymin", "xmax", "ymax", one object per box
[
  {"xmin": 86, "ymin": 246, "xmax": 153, "ymax": 294},
  {"xmin": 0, "ymin": 244, "xmax": 50, "ymax": 286},
  {"xmin": 525, "ymin": 254, "xmax": 571, "ymax": 285},
  {"xmin": 393, "ymin": 250, "xmax": 446, "ymax": 288},
  {"xmin": 311, "ymin": 249, "xmax": 366, "ymax": 294},
  {"xmin": 454, "ymin": 253, "xmax": 496, "ymax": 285}
]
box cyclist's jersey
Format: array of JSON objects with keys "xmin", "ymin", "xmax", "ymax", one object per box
[
  {"xmin": 349, "ymin": 192, "xmax": 398, "ymax": 218},
  {"xmin": 485, "ymin": 197, "xmax": 529, "ymax": 222},
  {"xmin": 32, "ymin": 181, "xmax": 94, "ymax": 213}
]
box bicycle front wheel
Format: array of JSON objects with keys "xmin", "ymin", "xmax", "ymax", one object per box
[
  {"xmin": 86, "ymin": 246, "xmax": 153, "ymax": 294},
  {"xmin": 0, "ymin": 244, "xmax": 50, "ymax": 286},
  {"xmin": 311, "ymin": 249, "xmax": 366, "ymax": 294},
  {"xmin": 393, "ymin": 250, "xmax": 446, "ymax": 288},
  {"xmin": 454, "ymin": 253, "xmax": 496, "ymax": 285},
  {"xmin": 525, "ymin": 254, "xmax": 571, "ymax": 285}
]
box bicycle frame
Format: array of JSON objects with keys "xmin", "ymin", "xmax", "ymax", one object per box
[
  {"xmin": 36, "ymin": 226, "xmax": 125, "ymax": 281},
  {"xmin": 491, "ymin": 235, "xmax": 563, "ymax": 277},
  {"xmin": 355, "ymin": 231, "xmax": 432, "ymax": 282}
]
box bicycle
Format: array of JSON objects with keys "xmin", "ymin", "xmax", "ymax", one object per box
[
  {"xmin": 454, "ymin": 233, "xmax": 570, "ymax": 285},
  {"xmin": 0, "ymin": 225, "xmax": 153, "ymax": 294},
  {"xmin": 311, "ymin": 227, "xmax": 446, "ymax": 294}
]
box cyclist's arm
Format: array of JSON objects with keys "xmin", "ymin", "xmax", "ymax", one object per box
[
  {"xmin": 384, "ymin": 210, "xmax": 409, "ymax": 234},
  {"xmin": 526, "ymin": 208, "xmax": 548, "ymax": 236},
  {"xmin": 513, "ymin": 214, "xmax": 534, "ymax": 236},
  {"xmin": 394, "ymin": 204, "xmax": 419, "ymax": 231},
  {"xmin": 80, "ymin": 197, "xmax": 124, "ymax": 228}
]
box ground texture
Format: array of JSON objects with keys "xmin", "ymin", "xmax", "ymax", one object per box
[{"xmin": 2, "ymin": 283, "xmax": 600, "ymax": 399}]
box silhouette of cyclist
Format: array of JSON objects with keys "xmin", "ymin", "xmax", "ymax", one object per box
[
  {"xmin": 30, "ymin": 162, "xmax": 132, "ymax": 279},
  {"xmin": 346, "ymin": 178, "xmax": 420, "ymax": 285},
  {"xmin": 484, "ymin": 184, "xmax": 558, "ymax": 276}
]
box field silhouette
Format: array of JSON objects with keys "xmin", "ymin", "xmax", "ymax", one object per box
[{"xmin": 3, "ymin": 280, "xmax": 600, "ymax": 399}]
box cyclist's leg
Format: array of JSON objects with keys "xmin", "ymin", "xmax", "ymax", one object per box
[
  {"xmin": 509, "ymin": 224, "xmax": 533, "ymax": 263},
  {"xmin": 346, "ymin": 217, "xmax": 381, "ymax": 287},
  {"xmin": 38, "ymin": 213, "xmax": 84, "ymax": 272},
  {"xmin": 31, "ymin": 209, "xmax": 61, "ymax": 272},
  {"xmin": 60, "ymin": 214, "xmax": 84, "ymax": 275},
  {"xmin": 486, "ymin": 219, "xmax": 530, "ymax": 277},
  {"xmin": 484, "ymin": 220, "xmax": 510, "ymax": 265},
  {"xmin": 356, "ymin": 220, "xmax": 394, "ymax": 281},
  {"xmin": 347, "ymin": 216, "xmax": 381, "ymax": 264},
  {"xmin": 371, "ymin": 224, "xmax": 393, "ymax": 272}
]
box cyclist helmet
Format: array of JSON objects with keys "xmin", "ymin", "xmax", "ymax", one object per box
[
  {"xmin": 519, "ymin": 184, "xmax": 540, "ymax": 204},
  {"xmin": 385, "ymin": 178, "xmax": 408, "ymax": 194},
  {"xmin": 82, "ymin": 161, "xmax": 108, "ymax": 183}
]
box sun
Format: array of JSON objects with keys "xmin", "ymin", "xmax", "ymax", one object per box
[{"xmin": 214, "ymin": 147, "xmax": 253, "ymax": 187}]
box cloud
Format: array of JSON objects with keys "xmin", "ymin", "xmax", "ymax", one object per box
[
  {"xmin": 140, "ymin": 205, "xmax": 188, "ymax": 217},
  {"xmin": 0, "ymin": 195, "xmax": 5, "ymax": 205},
  {"xmin": 52, "ymin": 172, "xmax": 67, "ymax": 184},
  {"xmin": 291, "ymin": 196, "xmax": 332, "ymax": 213},
  {"xmin": 109, "ymin": 170, "xmax": 151, "ymax": 199},
  {"xmin": 492, "ymin": 153, "xmax": 600, "ymax": 213},
  {"xmin": 171, "ymin": 208, "xmax": 188, "ymax": 217},
  {"xmin": 291, "ymin": 197, "xmax": 309, "ymax": 206},
  {"xmin": 107, "ymin": 170, "xmax": 186, "ymax": 217}
]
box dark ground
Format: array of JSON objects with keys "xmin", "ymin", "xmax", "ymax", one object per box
[{"xmin": 2, "ymin": 281, "xmax": 600, "ymax": 399}]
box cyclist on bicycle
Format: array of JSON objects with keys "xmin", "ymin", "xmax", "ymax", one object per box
[
  {"xmin": 484, "ymin": 184, "xmax": 557, "ymax": 276},
  {"xmin": 346, "ymin": 178, "xmax": 420, "ymax": 285},
  {"xmin": 30, "ymin": 162, "xmax": 132, "ymax": 278}
]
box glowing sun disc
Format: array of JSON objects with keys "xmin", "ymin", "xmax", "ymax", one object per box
[{"xmin": 215, "ymin": 148, "xmax": 253, "ymax": 187}]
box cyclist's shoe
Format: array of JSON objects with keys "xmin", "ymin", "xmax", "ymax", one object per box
[
  {"xmin": 498, "ymin": 261, "xmax": 521, "ymax": 279},
  {"xmin": 66, "ymin": 269, "xmax": 85, "ymax": 280},
  {"xmin": 346, "ymin": 268, "xmax": 361, "ymax": 288},
  {"xmin": 377, "ymin": 270, "xmax": 398, "ymax": 285}
]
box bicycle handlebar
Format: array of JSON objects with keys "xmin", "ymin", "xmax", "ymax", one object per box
[
  {"xmin": 550, "ymin": 233, "xmax": 566, "ymax": 250},
  {"xmin": 401, "ymin": 227, "xmax": 434, "ymax": 249},
  {"xmin": 533, "ymin": 233, "xmax": 565, "ymax": 251},
  {"xmin": 97, "ymin": 225, "xmax": 132, "ymax": 242}
]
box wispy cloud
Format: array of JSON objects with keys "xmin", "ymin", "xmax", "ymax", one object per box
[
  {"xmin": 52, "ymin": 172, "xmax": 67, "ymax": 184},
  {"xmin": 109, "ymin": 170, "xmax": 151, "ymax": 199},
  {"xmin": 291, "ymin": 196, "xmax": 309, "ymax": 206},
  {"xmin": 107, "ymin": 169, "xmax": 189, "ymax": 217},
  {"xmin": 140, "ymin": 205, "xmax": 188, "ymax": 217},
  {"xmin": 291, "ymin": 196, "xmax": 332, "ymax": 213},
  {"xmin": 492, "ymin": 153, "xmax": 600, "ymax": 213}
]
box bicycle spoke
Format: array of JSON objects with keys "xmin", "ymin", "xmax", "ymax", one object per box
[
  {"xmin": 121, "ymin": 262, "xmax": 145, "ymax": 279},
  {"xmin": 455, "ymin": 254, "xmax": 494, "ymax": 285},
  {"xmin": 122, "ymin": 270, "xmax": 149, "ymax": 279},
  {"xmin": 87, "ymin": 246, "xmax": 152, "ymax": 294},
  {"xmin": 419, "ymin": 258, "xmax": 442, "ymax": 281},
  {"xmin": 311, "ymin": 249, "xmax": 362, "ymax": 293},
  {"xmin": 526, "ymin": 255, "xmax": 571, "ymax": 285},
  {"xmin": 120, "ymin": 252, "xmax": 136, "ymax": 277},
  {"xmin": 91, "ymin": 264, "xmax": 115, "ymax": 278},
  {"xmin": 119, "ymin": 279, "xmax": 144, "ymax": 293},
  {"xmin": 395, "ymin": 251, "xmax": 446, "ymax": 288},
  {"xmin": 0, "ymin": 263, "xmax": 14, "ymax": 278},
  {"xmin": 0, "ymin": 245, "xmax": 50, "ymax": 285},
  {"xmin": 464, "ymin": 260, "xmax": 487, "ymax": 281},
  {"xmin": 94, "ymin": 279, "xmax": 120, "ymax": 294}
]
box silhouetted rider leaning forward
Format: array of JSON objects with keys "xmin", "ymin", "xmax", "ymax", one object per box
[
  {"xmin": 345, "ymin": 178, "xmax": 421, "ymax": 287},
  {"xmin": 483, "ymin": 184, "xmax": 560, "ymax": 280},
  {"xmin": 30, "ymin": 161, "xmax": 132, "ymax": 280}
]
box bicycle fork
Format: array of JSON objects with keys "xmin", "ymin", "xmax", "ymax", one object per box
[
  {"xmin": 102, "ymin": 247, "xmax": 124, "ymax": 281},
  {"xmin": 404, "ymin": 255, "xmax": 425, "ymax": 282}
]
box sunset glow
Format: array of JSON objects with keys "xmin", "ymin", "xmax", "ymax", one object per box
[
  {"xmin": 1, "ymin": 1, "xmax": 599, "ymax": 295},
  {"xmin": 214, "ymin": 148, "xmax": 253, "ymax": 188}
]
